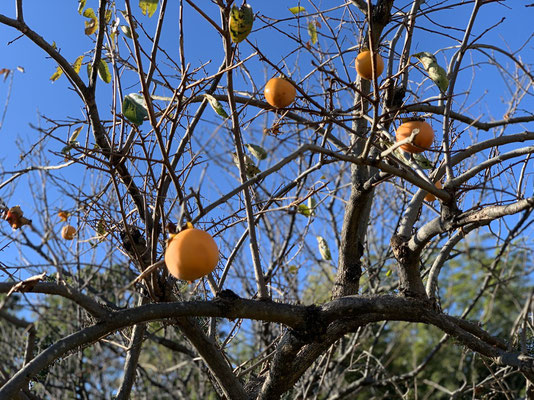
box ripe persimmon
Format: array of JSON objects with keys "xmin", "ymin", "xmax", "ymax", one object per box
[
  {"xmin": 395, "ymin": 119, "xmax": 434, "ymax": 153},
  {"xmin": 264, "ymin": 77, "xmax": 296, "ymax": 108},
  {"xmin": 164, "ymin": 226, "xmax": 219, "ymax": 281},
  {"xmin": 355, "ymin": 50, "xmax": 384, "ymax": 80},
  {"xmin": 61, "ymin": 225, "xmax": 76, "ymax": 240},
  {"xmin": 424, "ymin": 180, "xmax": 443, "ymax": 202}
]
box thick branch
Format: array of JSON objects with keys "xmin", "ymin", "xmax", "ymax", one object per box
[
  {"xmin": 0, "ymin": 294, "xmax": 527, "ymax": 398},
  {"xmin": 0, "ymin": 282, "xmax": 111, "ymax": 319}
]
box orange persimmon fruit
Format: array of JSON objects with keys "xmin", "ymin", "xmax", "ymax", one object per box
[
  {"xmin": 264, "ymin": 77, "xmax": 296, "ymax": 108},
  {"xmin": 395, "ymin": 119, "xmax": 434, "ymax": 153},
  {"xmin": 355, "ymin": 50, "xmax": 384, "ymax": 80},
  {"xmin": 424, "ymin": 180, "xmax": 443, "ymax": 202},
  {"xmin": 164, "ymin": 226, "xmax": 219, "ymax": 281}
]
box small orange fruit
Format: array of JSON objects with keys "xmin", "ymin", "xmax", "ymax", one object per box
[
  {"xmin": 395, "ymin": 119, "xmax": 434, "ymax": 153},
  {"xmin": 264, "ymin": 77, "xmax": 296, "ymax": 108},
  {"xmin": 355, "ymin": 50, "xmax": 384, "ymax": 80},
  {"xmin": 61, "ymin": 225, "xmax": 76, "ymax": 240},
  {"xmin": 424, "ymin": 180, "xmax": 443, "ymax": 202},
  {"xmin": 164, "ymin": 227, "xmax": 219, "ymax": 281}
]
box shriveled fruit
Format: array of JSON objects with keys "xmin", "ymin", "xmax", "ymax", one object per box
[
  {"xmin": 264, "ymin": 77, "xmax": 296, "ymax": 108},
  {"xmin": 61, "ymin": 225, "xmax": 76, "ymax": 240},
  {"xmin": 395, "ymin": 119, "xmax": 434, "ymax": 153},
  {"xmin": 355, "ymin": 50, "xmax": 384, "ymax": 80},
  {"xmin": 164, "ymin": 227, "xmax": 219, "ymax": 281},
  {"xmin": 58, "ymin": 211, "xmax": 69, "ymax": 222},
  {"xmin": 424, "ymin": 180, "xmax": 442, "ymax": 202},
  {"xmin": 5, "ymin": 206, "xmax": 31, "ymax": 229}
]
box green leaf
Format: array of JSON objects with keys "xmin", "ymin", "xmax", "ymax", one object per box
[
  {"xmin": 204, "ymin": 94, "xmax": 228, "ymax": 118},
  {"xmin": 229, "ymin": 4, "xmax": 254, "ymax": 43},
  {"xmin": 50, "ymin": 66, "xmax": 63, "ymax": 82},
  {"xmin": 97, "ymin": 60, "xmax": 111, "ymax": 83},
  {"xmin": 288, "ymin": 6, "xmax": 306, "ymax": 14},
  {"xmin": 61, "ymin": 144, "xmax": 76, "ymax": 155},
  {"xmin": 78, "ymin": 0, "xmax": 86, "ymax": 14},
  {"xmin": 386, "ymin": 269, "xmax": 392, "ymax": 277},
  {"xmin": 297, "ymin": 204, "xmax": 312, "ymax": 217},
  {"xmin": 413, "ymin": 153, "xmax": 433, "ymax": 169},
  {"xmin": 120, "ymin": 25, "xmax": 138, "ymax": 39},
  {"xmin": 412, "ymin": 52, "xmax": 449, "ymax": 93},
  {"xmin": 122, "ymin": 93, "xmax": 148, "ymax": 125},
  {"xmin": 139, "ymin": 0, "xmax": 158, "ymax": 17},
  {"xmin": 308, "ymin": 21, "xmax": 317, "ymax": 45},
  {"xmin": 245, "ymin": 143, "xmax": 267, "ymax": 160},
  {"xmin": 72, "ymin": 55, "xmax": 84, "ymax": 74}
]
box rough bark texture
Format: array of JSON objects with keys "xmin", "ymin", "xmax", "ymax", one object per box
[
  {"xmin": 390, "ymin": 234, "xmax": 427, "ymax": 298},
  {"xmin": 331, "ymin": 75, "xmax": 373, "ymax": 299},
  {"xmin": 332, "ymin": 186, "xmax": 374, "ymax": 298}
]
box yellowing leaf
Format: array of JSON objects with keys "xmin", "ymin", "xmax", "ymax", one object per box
[
  {"xmin": 139, "ymin": 0, "xmax": 158, "ymax": 17},
  {"xmin": 84, "ymin": 8, "xmax": 98, "ymax": 35},
  {"xmin": 316, "ymin": 236, "xmax": 332, "ymax": 261},
  {"xmin": 70, "ymin": 126, "xmax": 83, "ymax": 143},
  {"xmin": 85, "ymin": 18, "xmax": 97, "ymax": 35},
  {"xmin": 72, "ymin": 55, "xmax": 84, "ymax": 74},
  {"xmin": 288, "ymin": 6, "xmax": 306, "ymax": 14},
  {"xmin": 83, "ymin": 8, "xmax": 96, "ymax": 19},
  {"xmin": 308, "ymin": 21, "xmax": 317, "ymax": 45},
  {"xmin": 50, "ymin": 66, "xmax": 63, "ymax": 82},
  {"xmin": 297, "ymin": 204, "xmax": 312, "ymax": 217},
  {"xmin": 97, "ymin": 60, "xmax": 111, "ymax": 83},
  {"xmin": 105, "ymin": 9, "xmax": 113, "ymax": 24},
  {"xmin": 229, "ymin": 4, "xmax": 254, "ymax": 43},
  {"xmin": 78, "ymin": 0, "xmax": 86, "ymax": 14}
]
